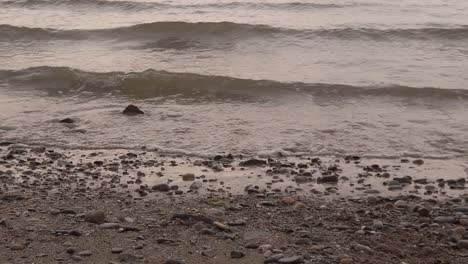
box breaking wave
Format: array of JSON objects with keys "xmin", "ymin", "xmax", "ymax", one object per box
[
  {"xmin": 2, "ymin": 22, "xmax": 468, "ymax": 43},
  {"xmin": 1, "ymin": 66, "xmax": 467, "ymax": 100},
  {"xmin": 0, "ymin": 0, "xmax": 350, "ymax": 11}
]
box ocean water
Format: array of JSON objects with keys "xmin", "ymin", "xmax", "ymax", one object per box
[{"xmin": 0, "ymin": 0, "xmax": 467, "ymax": 158}]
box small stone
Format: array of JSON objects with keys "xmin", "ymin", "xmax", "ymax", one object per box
[
  {"xmin": 455, "ymin": 207, "xmax": 468, "ymax": 214},
  {"xmin": 230, "ymin": 251, "xmax": 245, "ymax": 259},
  {"xmin": 239, "ymin": 159, "xmax": 267, "ymax": 167},
  {"xmin": 293, "ymin": 202, "xmax": 306, "ymax": 210},
  {"xmin": 367, "ymin": 196, "xmax": 380, "ymax": 205},
  {"xmin": 123, "ymin": 105, "xmax": 144, "ymax": 115},
  {"xmin": 412, "ymin": 159, "xmax": 424, "ymax": 165},
  {"xmin": 152, "ymin": 184, "xmax": 170, "ymax": 192},
  {"xmin": 199, "ymin": 228, "xmax": 216, "ymax": 235},
  {"xmin": 453, "ymin": 226, "xmax": 466, "ymax": 239},
  {"xmin": 340, "ymin": 256, "xmax": 353, "ymax": 264},
  {"xmin": 434, "ymin": 216, "xmax": 457, "ymax": 224},
  {"xmin": 71, "ymin": 255, "xmax": 83, "ymax": 261},
  {"xmin": 417, "ymin": 207, "xmax": 430, "ymax": 217},
  {"xmin": 59, "ymin": 118, "xmax": 75, "ymax": 124},
  {"xmin": 245, "ymin": 243, "xmax": 259, "ymax": 249},
  {"xmin": 264, "ymin": 254, "xmax": 285, "ymax": 263},
  {"xmin": 10, "ymin": 243, "xmax": 25, "ymax": 251},
  {"xmin": 278, "ymin": 256, "xmax": 302, "ymax": 264},
  {"xmin": 259, "ymin": 244, "xmax": 272, "ymax": 253},
  {"xmin": 393, "ymin": 176, "xmax": 412, "ymax": 184},
  {"xmin": 213, "ymin": 221, "xmax": 230, "ymax": 231},
  {"xmin": 182, "ymin": 173, "xmax": 195, "ymax": 181},
  {"xmin": 77, "ymin": 250, "xmax": 92, "ymax": 256},
  {"xmin": 189, "ymin": 182, "xmax": 203, "ymax": 190},
  {"xmin": 317, "ymin": 175, "xmax": 338, "ymax": 183},
  {"xmin": 84, "ymin": 210, "xmax": 106, "ymax": 224},
  {"xmin": 295, "ymin": 176, "xmax": 308, "ymax": 183},
  {"xmin": 373, "ymin": 220, "xmax": 384, "ymax": 230},
  {"xmin": 61, "ymin": 209, "xmax": 78, "ymax": 215},
  {"xmin": 163, "ymin": 258, "xmax": 184, "ymax": 264},
  {"xmin": 354, "ymin": 244, "xmax": 373, "ymax": 253},
  {"xmin": 99, "ymin": 223, "xmax": 121, "ymax": 229},
  {"xmin": 119, "ymin": 253, "xmax": 140, "ymax": 263},
  {"xmin": 457, "ymin": 240, "xmax": 468, "ymax": 249},
  {"xmin": 394, "ymin": 200, "xmax": 408, "ymax": 209},
  {"xmin": 459, "ymin": 219, "xmax": 468, "ymax": 226},
  {"xmin": 281, "ymin": 196, "xmax": 296, "ymax": 206},
  {"xmin": 66, "ymin": 247, "xmax": 77, "ymax": 254},
  {"xmin": 111, "ymin": 248, "xmax": 123, "ymax": 254},
  {"xmin": 205, "ymin": 208, "xmax": 224, "ymax": 219}
]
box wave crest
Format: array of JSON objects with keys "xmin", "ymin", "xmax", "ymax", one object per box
[
  {"xmin": 1, "ymin": 66, "xmax": 467, "ymax": 100},
  {"xmin": 2, "ymin": 22, "xmax": 468, "ymax": 43},
  {"xmin": 0, "ymin": 0, "xmax": 347, "ymax": 10}
]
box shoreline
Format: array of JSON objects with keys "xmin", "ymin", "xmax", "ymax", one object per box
[{"xmin": 1, "ymin": 144, "xmax": 468, "ymax": 263}]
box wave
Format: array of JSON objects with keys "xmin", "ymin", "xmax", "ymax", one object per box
[
  {"xmin": 2, "ymin": 22, "xmax": 468, "ymax": 43},
  {"xmin": 4, "ymin": 141, "xmax": 467, "ymax": 161},
  {"xmin": 1, "ymin": 66, "xmax": 467, "ymax": 100},
  {"xmin": 0, "ymin": 0, "xmax": 349, "ymax": 11}
]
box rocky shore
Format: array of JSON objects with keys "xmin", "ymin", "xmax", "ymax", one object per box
[{"xmin": 1, "ymin": 144, "xmax": 468, "ymax": 263}]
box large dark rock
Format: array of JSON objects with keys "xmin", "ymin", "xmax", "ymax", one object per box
[{"xmin": 123, "ymin": 105, "xmax": 144, "ymax": 115}]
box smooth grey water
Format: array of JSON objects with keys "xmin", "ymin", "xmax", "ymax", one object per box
[{"xmin": 0, "ymin": 0, "xmax": 467, "ymax": 158}]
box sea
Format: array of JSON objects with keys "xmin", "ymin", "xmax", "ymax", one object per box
[{"xmin": 0, "ymin": 0, "xmax": 467, "ymax": 159}]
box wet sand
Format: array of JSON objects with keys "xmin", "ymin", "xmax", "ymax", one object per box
[{"xmin": 1, "ymin": 144, "xmax": 468, "ymax": 263}]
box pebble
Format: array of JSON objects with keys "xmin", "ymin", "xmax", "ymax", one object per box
[
  {"xmin": 394, "ymin": 200, "xmax": 408, "ymax": 208},
  {"xmin": 111, "ymin": 248, "xmax": 123, "ymax": 254},
  {"xmin": 373, "ymin": 220, "xmax": 384, "ymax": 230},
  {"xmin": 417, "ymin": 207, "xmax": 430, "ymax": 217},
  {"xmin": 77, "ymin": 250, "xmax": 92, "ymax": 256},
  {"xmin": 118, "ymin": 253, "xmax": 140, "ymax": 263},
  {"xmin": 455, "ymin": 207, "xmax": 468, "ymax": 214},
  {"xmin": 71, "ymin": 255, "xmax": 83, "ymax": 261},
  {"xmin": 295, "ymin": 176, "xmax": 308, "ymax": 183},
  {"xmin": 293, "ymin": 202, "xmax": 306, "ymax": 210},
  {"xmin": 264, "ymin": 254, "xmax": 284, "ymax": 263},
  {"xmin": 452, "ymin": 226, "xmax": 466, "ymax": 239},
  {"xmin": 182, "ymin": 173, "xmax": 195, "ymax": 181},
  {"xmin": 367, "ymin": 196, "xmax": 380, "ymax": 205},
  {"xmin": 84, "ymin": 210, "xmax": 106, "ymax": 224},
  {"xmin": 457, "ymin": 240, "xmax": 468, "ymax": 249},
  {"xmin": 99, "ymin": 223, "xmax": 121, "ymax": 229},
  {"xmin": 259, "ymin": 244, "xmax": 272, "ymax": 253},
  {"xmin": 189, "ymin": 182, "xmax": 203, "ymax": 190},
  {"xmin": 354, "ymin": 244, "xmax": 373, "ymax": 254},
  {"xmin": 152, "ymin": 184, "xmax": 170, "ymax": 192},
  {"xmin": 230, "ymin": 251, "xmax": 245, "ymax": 259},
  {"xmin": 205, "ymin": 208, "xmax": 224, "ymax": 219},
  {"xmin": 61, "ymin": 208, "xmax": 78, "ymax": 215},
  {"xmin": 434, "ymin": 216, "xmax": 457, "ymax": 224},
  {"xmin": 317, "ymin": 175, "xmax": 338, "ymax": 183},
  {"xmin": 66, "ymin": 247, "xmax": 77, "ymax": 254},
  {"xmin": 163, "ymin": 258, "xmax": 184, "ymax": 264},
  {"xmin": 239, "ymin": 159, "xmax": 267, "ymax": 167},
  {"xmin": 459, "ymin": 219, "xmax": 468, "ymax": 226},
  {"xmin": 281, "ymin": 196, "xmax": 296, "ymax": 206},
  {"xmin": 10, "ymin": 243, "xmax": 25, "ymax": 251},
  {"xmin": 278, "ymin": 256, "xmax": 303, "ymax": 264}
]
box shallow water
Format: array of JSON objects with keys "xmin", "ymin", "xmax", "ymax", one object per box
[{"xmin": 1, "ymin": 0, "xmax": 468, "ymax": 158}]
